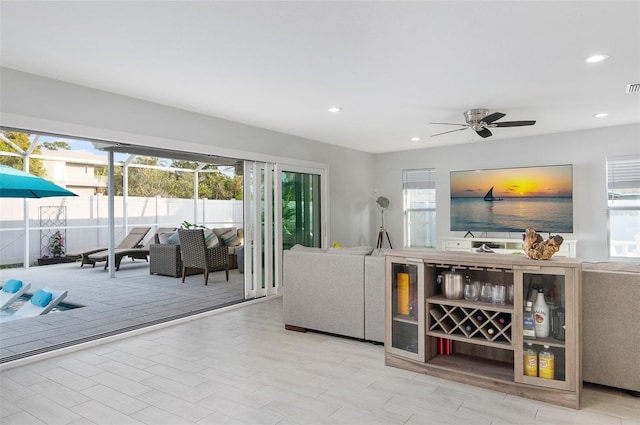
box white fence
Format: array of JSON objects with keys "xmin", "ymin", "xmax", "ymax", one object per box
[{"xmin": 0, "ymin": 195, "xmax": 243, "ymax": 266}]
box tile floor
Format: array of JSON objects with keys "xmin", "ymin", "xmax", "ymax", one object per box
[{"xmin": 1, "ymin": 297, "xmax": 639, "ymax": 425}]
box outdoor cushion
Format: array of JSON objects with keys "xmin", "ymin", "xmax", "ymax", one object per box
[
  {"xmin": 167, "ymin": 231, "xmax": 180, "ymax": 245},
  {"xmin": 203, "ymin": 229, "xmax": 220, "ymax": 248},
  {"xmin": 31, "ymin": 289, "xmax": 52, "ymax": 307},
  {"xmin": 2, "ymin": 279, "xmax": 23, "ymax": 293},
  {"xmin": 214, "ymin": 227, "xmax": 241, "ymax": 246},
  {"xmin": 159, "ymin": 232, "xmax": 179, "ymax": 245}
]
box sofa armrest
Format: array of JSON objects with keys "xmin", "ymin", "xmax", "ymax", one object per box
[
  {"xmin": 150, "ymin": 244, "xmax": 182, "ymax": 277},
  {"xmin": 582, "ymin": 266, "xmax": 640, "ymax": 392},
  {"xmin": 283, "ymin": 250, "xmax": 366, "ymax": 339}
]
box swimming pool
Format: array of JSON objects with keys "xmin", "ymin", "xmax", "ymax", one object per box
[{"xmin": 0, "ymin": 295, "xmax": 80, "ymax": 322}]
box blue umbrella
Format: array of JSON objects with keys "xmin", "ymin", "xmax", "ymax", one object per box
[{"xmin": 0, "ymin": 165, "xmax": 78, "ymax": 198}]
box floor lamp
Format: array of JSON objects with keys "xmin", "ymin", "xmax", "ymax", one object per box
[{"xmin": 376, "ymin": 196, "xmax": 392, "ymax": 249}]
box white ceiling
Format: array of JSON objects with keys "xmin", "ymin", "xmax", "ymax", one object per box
[{"xmin": 1, "ymin": 1, "xmax": 639, "ymax": 154}]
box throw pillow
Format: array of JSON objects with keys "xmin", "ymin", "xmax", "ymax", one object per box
[
  {"xmin": 30, "ymin": 289, "xmax": 52, "ymax": 307},
  {"xmin": 2, "ymin": 279, "xmax": 23, "ymax": 293},
  {"xmin": 213, "ymin": 227, "xmax": 241, "ymax": 246},
  {"xmin": 167, "ymin": 231, "xmax": 180, "ymax": 245},
  {"xmin": 203, "ymin": 229, "xmax": 220, "ymax": 248}
]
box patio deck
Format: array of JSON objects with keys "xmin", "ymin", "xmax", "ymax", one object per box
[{"xmin": 0, "ymin": 260, "xmax": 245, "ymax": 363}]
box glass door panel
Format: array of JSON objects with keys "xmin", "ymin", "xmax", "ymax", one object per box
[
  {"xmin": 388, "ymin": 257, "xmax": 424, "ymax": 361},
  {"xmin": 516, "ymin": 268, "xmax": 575, "ymax": 391},
  {"xmin": 281, "ymin": 171, "xmax": 321, "ymax": 249}
]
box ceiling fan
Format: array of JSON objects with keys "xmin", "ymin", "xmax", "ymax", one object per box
[{"xmin": 430, "ymin": 108, "xmax": 536, "ymax": 138}]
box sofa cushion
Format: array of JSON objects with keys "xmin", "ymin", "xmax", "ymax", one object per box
[{"xmin": 214, "ymin": 227, "xmax": 241, "ymax": 247}]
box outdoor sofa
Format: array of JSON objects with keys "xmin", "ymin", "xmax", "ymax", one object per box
[{"xmin": 150, "ymin": 227, "xmax": 242, "ymax": 278}]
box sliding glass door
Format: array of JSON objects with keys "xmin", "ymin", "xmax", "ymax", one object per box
[{"xmin": 243, "ymin": 161, "xmax": 326, "ymax": 299}]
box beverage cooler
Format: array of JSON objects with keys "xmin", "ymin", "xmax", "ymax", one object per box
[{"xmin": 386, "ymin": 257, "xmax": 424, "ymax": 361}]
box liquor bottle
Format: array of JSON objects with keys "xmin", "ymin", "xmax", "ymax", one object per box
[
  {"xmin": 539, "ymin": 345, "xmax": 555, "ymax": 379},
  {"xmin": 524, "ymin": 343, "xmax": 538, "ymax": 377},
  {"xmin": 465, "ymin": 323, "xmax": 475, "ymax": 333},
  {"xmin": 476, "ymin": 314, "xmax": 485, "ymax": 322},
  {"xmin": 486, "ymin": 327, "xmax": 496, "ymax": 336},
  {"xmin": 534, "ymin": 289, "xmax": 550, "ymax": 338},
  {"xmin": 523, "ymin": 301, "xmax": 536, "ymax": 339},
  {"xmin": 552, "ymin": 307, "xmax": 566, "ymax": 340}
]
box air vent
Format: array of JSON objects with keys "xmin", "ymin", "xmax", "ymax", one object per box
[{"xmin": 626, "ymin": 83, "xmax": 640, "ymax": 94}]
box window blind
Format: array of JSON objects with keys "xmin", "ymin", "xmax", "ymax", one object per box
[
  {"xmin": 403, "ymin": 168, "xmax": 435, "ymax": 190},
  {"xmin": 607, "ymin": 155, "xmax": 640, "ymax": 191}
]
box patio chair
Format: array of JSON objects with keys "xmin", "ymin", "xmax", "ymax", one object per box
[
  {"xmin": 87, "ymin": 227, "xmax": 177, "ymax": 271},
  {"xmin": 0, "ymin": 280, "xmax": 31, "ymax": 309},
  {"xmin": 178, "ymin": 229, "xmax": 229, "ymax": 285},
  {"xmin": 9, "ymin": 287, "xmax": 68, "ymax": 320},
  {"xmin": 66, "ymin": 227, "xmax": 151, "ymax": 267}
]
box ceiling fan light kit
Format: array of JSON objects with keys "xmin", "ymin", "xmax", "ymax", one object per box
[{"xmin": 430, "ymin": 108, "xmax": 536, "ymax": 138}]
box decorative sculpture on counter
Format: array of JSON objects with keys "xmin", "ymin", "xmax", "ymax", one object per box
[{"xmin": 522, "ymin": 227, "xmax": 564, "ymax": 260}]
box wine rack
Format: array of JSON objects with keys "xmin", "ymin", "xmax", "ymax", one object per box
[{"xmin": 427, "ymin": 296, "xmax": 513, "ymax": 348}]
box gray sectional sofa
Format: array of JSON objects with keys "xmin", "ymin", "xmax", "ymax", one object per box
[
  {"xmin": 283, "ymin": 245, "xmax": 386, "ymax": 342},
  {"xmin": 582, "ymin": 261, "xmax": 640, "ymax": 393}
]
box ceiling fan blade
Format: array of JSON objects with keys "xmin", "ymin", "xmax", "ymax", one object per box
[
  {"xmin": 429, "ymin": 122, "xmax": 468, "ymax": 127},
  {"xmin": 493, "ymin": 120, "xmax": 536, "ymax": 127},
  {"xmin": 482, "ymin": 112, "xmax": 506, "ymax": 124},
  {"xmin": 430, "ymin": 127, "xmax": 469, "ymax": 137},
  {"xmin": 476, "ymin": 128, "xmax": 493, "ymax": 138}
]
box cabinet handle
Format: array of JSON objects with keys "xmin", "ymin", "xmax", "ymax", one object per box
[{"xmin": 404, "ymin": 258, "xmax": 424, "ymax": 263}]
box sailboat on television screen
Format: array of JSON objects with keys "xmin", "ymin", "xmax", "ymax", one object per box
[{"xmin": 483, "ymin": 186, "xmax": 503, "ymax": 201}]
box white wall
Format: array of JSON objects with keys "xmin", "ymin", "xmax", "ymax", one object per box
[
  {"xmin": 374, "ymin": 124, "xmax": 640, "ymax": 261},
  {"xmin": 3, "ymin": 68, "xmax": 639, "ymax": 261},
  {"xmin": 0, "ymin": 68, "xmax": 375, "ymax": 248}
]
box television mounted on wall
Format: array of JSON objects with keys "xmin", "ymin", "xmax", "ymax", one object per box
[{"xmin": 450, "ymin": 164, "xmax": 573, "ymax": 234}]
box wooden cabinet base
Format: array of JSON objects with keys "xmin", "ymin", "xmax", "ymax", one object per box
[{"xmin": 386, "ymin": 352, "xmax": 581, "ymax": 409}]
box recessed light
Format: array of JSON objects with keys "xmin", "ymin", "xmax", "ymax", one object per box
[
  {"xmin": 411, "ymin": 137, "xmax": 421, "ymax": 142},
  {"xmin": 328, "ymin": 107, "xmax": 342, "ymax": 113},
  {"xmin": 594, "ymin": 112, "xmax": 608, "ymax": 118},
  {"xmin": 586, "ymin": 54, "xmax": 610, "ymax": 63}
]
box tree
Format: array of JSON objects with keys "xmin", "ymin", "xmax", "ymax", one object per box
[
  {"xmin": 42, "ymin": 141, "xmax": 72, "ymax": 151},
  {"xmin": 0, "ymin": 131, "xmax": 46, "ymax": 176}
]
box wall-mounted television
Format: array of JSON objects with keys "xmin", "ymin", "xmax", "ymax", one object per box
[{"xmin": 450, "ymin": 164, "xmax": 573, "ymax": 234}]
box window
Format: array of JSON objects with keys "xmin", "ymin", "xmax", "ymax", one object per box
[
  {"xmin": 403, "ymin": 168, "xmax": 436, "ymax": 248},
  {"xmin": 607, "ymin": 155, "xmax": 640, "ymax": 259}
]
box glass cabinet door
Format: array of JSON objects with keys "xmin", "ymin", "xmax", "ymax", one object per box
[
  {"xmin": 387, "ymin": 257, "xmax": 424, "ymax": 361},
  {"xmin": 514, "ymin": 266, "xmax": 577, "ymax": 391}
]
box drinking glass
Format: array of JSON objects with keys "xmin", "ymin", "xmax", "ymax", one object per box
[
  {"xmin": 506, "ymin": 284, "xmax": 514, "ymax": 304},
  {"xmin": 464, "ymin": 281, "xmax": 480, "ymax": 301},
  {"xmin": 480, "ymin": 282, "xmax": 493, "ymax": 303},
  {"xmin": 492, "ymin": 284, "xmax": 506, "ymax": 305}
]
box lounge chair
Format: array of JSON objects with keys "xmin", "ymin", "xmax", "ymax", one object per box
[
  {"xmin": 0, "ymin": 280, "xmax": 31, "ymax": 309},
  {"xmin": 10, "ymin": 287, "xmax": 68, "ymax": 320},
  {"xmin": 87, "ymin": 227, "xmax": 177, "ymax": 271},
  {"xmin": 66, "ymin": 227, "xmax": 151, "ymax": 267}
]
